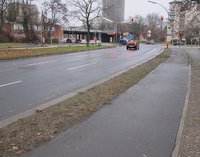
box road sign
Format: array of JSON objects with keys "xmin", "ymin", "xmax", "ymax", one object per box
[
  {"xmin": 167, "ymin": 36, "xmax": 171, "ymax": 42},
  {"xmin": 167, "ymin": 25, "xmax": 171, "ymax": 35},
  {"xmin": 128, "ymin": 34, "xmax": 133, "ymax": 39},
  {"xmin": 113, "ymin": 29, "xmax": 116, "ymax": 32}
]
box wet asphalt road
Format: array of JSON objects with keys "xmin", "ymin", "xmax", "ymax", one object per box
[
  {"xmin": 22, "ymin": 47, "xmax": 189, "ymax": 157},
  {"xmin": 0, "ymin": 45, "xmax": 162, "ymax": 121}
]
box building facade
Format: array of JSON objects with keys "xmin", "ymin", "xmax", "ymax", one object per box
[
  {"xmin": 169, "ymin": 0, "xmax": 200, "ymax": 39},
  {"xmin": 103, "ymin": 0, "xmax": 125, "ymax": 22}
]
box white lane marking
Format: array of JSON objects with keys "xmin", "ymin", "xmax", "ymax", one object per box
[
  {"xmin": 27, "ymin": 60, "xmax": 58, "ymax": 66},
  {"xmin": 146, "ymin": 48, "xmax": 156, "ymax": 54},
  {"xmin": 0, "ymin": 80, "xmax": 22, "ymax": 88},
  {"xmin": 68, "ymin": 62, "xmax": 97, "ymax": 70}
]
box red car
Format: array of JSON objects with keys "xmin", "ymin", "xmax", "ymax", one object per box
[{"xmin": 127, "ymin": 40, "xmax": 139, "ymax": 50}]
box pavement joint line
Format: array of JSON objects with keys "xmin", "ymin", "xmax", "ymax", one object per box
[
  {"xmin": 0, "ymin": 47, "xmax": 164, "ymax": 128},
  {"xmin": 171, "ymin": 49, "xmax": 192, "ymax": 157}
]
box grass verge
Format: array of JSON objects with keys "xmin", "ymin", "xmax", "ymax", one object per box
[
  {"xmin": 0, "ymin": 45, "xmax": 112, "ymax": 60},
  {"xmin": 0, "ymin": 48, "xmax": 172, "ymax": 156}
]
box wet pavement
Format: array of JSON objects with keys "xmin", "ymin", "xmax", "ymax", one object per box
[{"xmin": 22, "ymin": 48, "xmax": 191, "ymax": 157}]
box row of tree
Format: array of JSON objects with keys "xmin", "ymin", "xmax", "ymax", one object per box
[{"xmin": 0, "ymin": 0, "xmax": 200, "ymax": 44}]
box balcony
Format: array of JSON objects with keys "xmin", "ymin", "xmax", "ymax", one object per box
[
  {"xmin": 180, "ymin": 11, "xmax": 186, "ymax": 15},
  {"xmin": 179, "ymin": 17, "xmax": 185, "ymax": 20},
  {"xmin": 169, "ymin": 17, "xmax": 175, "ymax": 21},
  {"xmin": 169, "ymin": 22, "xmax": 175, "ymax": 26},
  {"xmin": 168, "ymin": 12, "xmax": 175, "ymax": 16}
]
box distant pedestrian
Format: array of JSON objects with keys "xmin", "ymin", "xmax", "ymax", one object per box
[{"xmin": 29, "ymin": 38, "xmax": 32, "ymax": 45}]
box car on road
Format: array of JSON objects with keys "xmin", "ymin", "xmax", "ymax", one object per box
[
  {"xmin": 126, "ymin": 40, "xmax": 139, "ymax": 50},
  {"xmin": 119, "ymin": 39, "xmax": 128, "ymax": 46},
  {"xmin": 146, "ymin": 40, "xmax": 154, "ymax": 45},
  {"xmin": 173, "ymin": 42, "xmax": 184, "ymax": 46}
]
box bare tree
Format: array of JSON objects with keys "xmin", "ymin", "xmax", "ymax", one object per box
[
  {"xmin": 42, "ymin": 0, "xmax": 68, "ymax": 35},
  {"xmin": 68, "ymin": 0, "xmax": 102, "ymax": 46},
  {"xmin": 145, "ymin": 13, "xmax": 160, "ymax": 40},
  {"xmin": 128, "ymin": 15, "xmax": 145, "ymax": 40},
  {"xmin": 0, "ymin": 0, "xmax": 14, "ymax": 32}
]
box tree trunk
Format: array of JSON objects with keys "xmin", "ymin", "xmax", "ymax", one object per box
[{"xmin": 87, "ymin": 24, "xmax": 90, "ymax": 47}]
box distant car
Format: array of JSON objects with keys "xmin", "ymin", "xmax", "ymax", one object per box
[
  {"xmin": 90, "ymin": 40, "xmax": 95, "ymax": 45},
  {"xmin": 80, "ymin": 39, "xmax": 87, "ymax": 45},
  {"xmin": 96, "ymin": 40, "xmax": 101, "ymax": 46},
  {"xmin": 127, "ymin": 40, "xmax": 139, "ymax": 50},
  {"xmin": 76, "ymin": 39, "xmax": 81, "ymax": 43},
  {"xmin": 119, "ymin": 39, "xmax": 128, "ymax": 46},
  {"xmin": 146, "ymin": 40, "xmax": 154, "ymax": 45},
  {"xmin": 173, "ymin": 42, "xmax": 183, "ymax": 46}
]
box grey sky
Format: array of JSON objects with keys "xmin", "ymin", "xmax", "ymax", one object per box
[
  {"xmin": 125, "ymin": 0, "xmax": 172, "ymax": 20},
  {"xmin": 33, "ymin": 0, "xmax": 173, "ymax": 25}
]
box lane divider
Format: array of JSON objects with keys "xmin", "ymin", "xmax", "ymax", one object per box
[
  {"xmin": 68, "ymin": 62, "xmax": 97, "ymax": 70},
  {"xmin": 146, "ymin": 48, "xmax": 156, "ymax": 54},
  {"xmin": 27, "ymin": 60, "xmax": 58, "ymax": 66},
  {"xmin": 0, "ymin": 80, "xmax": 22, "ymax": 88}
]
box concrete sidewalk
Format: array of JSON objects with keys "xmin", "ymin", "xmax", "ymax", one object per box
[
  {"xmin": 22, "ymin": 48, "xmax": 191, "ymax": 157},
  {"xmin": 175, "ymin": 48, "xmax": 200, "ymax": 157}
]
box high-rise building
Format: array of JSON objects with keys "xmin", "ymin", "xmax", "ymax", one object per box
[
  {"xmin": 169, "ymin": 0, "xmax": 200, "ymax": 38},
  {"xmin": 103, "ymin": 0, "xmax": 125, "ymax": 22}
]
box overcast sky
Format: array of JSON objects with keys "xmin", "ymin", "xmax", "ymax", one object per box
[
  {"xmin": 33, "ymin": 0, "xmax": 173, "ymax": 26},
  {"xmin": 125, "ymin": 0, "xmax": 172, "ymax": 20}
]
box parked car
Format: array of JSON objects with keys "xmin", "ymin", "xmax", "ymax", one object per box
[
  {"xmin": 76, "ymin": 39, "xmax": 81, "ymax": 43},
  {"xmin": 80, "ymin": 39, "xmax": 87, "ymax": 45},
  {"xmin": 173, "ymin": 42, "xmax": 184, "ymax": 46},
  {"xmin": 127, "ymin": 40, "xmax": 139, "ymax": 50},
  {"xmin": 90, "ymin": 40, "xmax": 95, "ymax": 45},
  {"xmin": 119, "ymin": 39, "xmax": 128, "ymax": 46},
  {"xmin": 146, "ymin": 40, "xmax": 154, "ymax": 45},
  {"xmin": 96, "ymin": 40, "xmax": 101, "ymax": 46}
]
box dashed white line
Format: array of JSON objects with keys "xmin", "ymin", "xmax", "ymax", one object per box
[
  {"xmin": 146, "ymin": 48, "xmax": 156, "ymax": 54},
  {"xmin": 68, "ymin": 62, "xmax": 97, "ymax": 70},
  {"xmin": 0, "ymin": 80, "xmax": 22, "ymax": 88},
  {"xmin": 27, "ymin": 60, "xmax": 58, "ymax": 66}
]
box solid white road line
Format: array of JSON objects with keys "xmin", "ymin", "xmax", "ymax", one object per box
[
  {"xmin": 27, "ymin": 60, "xmax": 58, "ymax": 66},
  {"xmin": 0, "ymin": 80, "xmax": 22, "ymax": 88},
  {"xmin": 68, "ymin": 62, "xmax": 97, "ymax": 70},
  {"xmin": 146, "ymin": 48, "xmax": 156, "ymax": 54}
]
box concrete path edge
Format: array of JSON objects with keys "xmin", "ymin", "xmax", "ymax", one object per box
[{"xmin": 172, "ymin": 50, "xmax": 191, "ymax": 157}]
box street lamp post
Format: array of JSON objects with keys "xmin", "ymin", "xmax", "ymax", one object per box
[
  {"xmin": 148, "ymin": 0, "xmax": 169, "ymax": 19},
  {"xmin": 148, "ymin": 0, "xmax": 170, "ymax": 48}
]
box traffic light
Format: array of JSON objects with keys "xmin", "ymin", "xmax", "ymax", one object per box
[
  {"xmin": 161, "ymin": 15, "xmax": 164, "ymax": 21},
  {"xmin": 179, "ymin": 31, "xmax": 182, "ymax": 37},
  {"xmin": 113, "ymin": 31, "xmax": 116, "ymax": 35},
  {"xmin": 131, "ymin": 17, "xmax": 134, "ymax": 21},
  {"xmin": 178, "ymin": 33, "xmax": 180, "ymax": 37},
  {"xmin": 164, "ymin": 35, "xmax": 166, "ymax": 38}
]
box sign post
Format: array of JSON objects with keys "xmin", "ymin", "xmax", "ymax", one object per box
[{"xmin": 167, "ymin": 25, "xmax": 172, "ymax": 50}]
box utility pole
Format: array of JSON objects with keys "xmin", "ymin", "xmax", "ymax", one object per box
[{"xmin": 41, "ymin": 10, "xmax": 43, "ymax": 46}]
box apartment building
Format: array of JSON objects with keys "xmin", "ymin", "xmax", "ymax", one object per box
[
  {"xmin": 103, "ymin": 0, "xmax": 125, "ymax": 22},
  {"xmin": 169, "ymin": 0, "xmax": 200, "ymax": 38}
]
